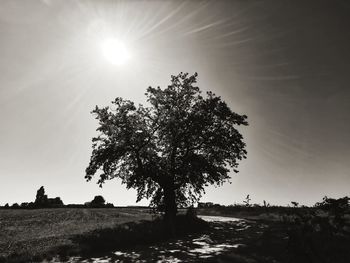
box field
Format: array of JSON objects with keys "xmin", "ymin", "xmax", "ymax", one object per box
[
  {"xmin": 1, "ymin": 207, "xmax": 350, "ymax": 262},
  {"xmin": 0, "ymin": 208, "xmax": 152, "ymax": 262}
]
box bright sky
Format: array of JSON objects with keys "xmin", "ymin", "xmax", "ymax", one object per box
[{"xmin": 0, "ymin": 0, "xmax": 349, "ymax": 206}]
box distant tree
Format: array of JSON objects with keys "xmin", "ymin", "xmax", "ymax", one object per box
[
  {"xmin": 291, "ymin": 201, "xmax": 299, "ymax": 208},
  {"xmin": 4, "ymin": 203, "xmax": 9, "ymax": 209},
  {"xmin": 11, "ymin": 203, "xmax": 20, "ymax": 209},
  {"xmin": 263, "ymin": 200, "xmax": 270, "ymax": 207},
  {"xmin": 35, "ymin": 186, "xmax": 48, "ymax": 207},
  {"xmin": 86, "ymin": 72, "xmax": 248, "ymax": 224},
  {"xmin": 315, "ymin": 196, "xmax": 349, "ymax": 220},
  {"xmin": 263, "ymin": 200, "xmax": 270, "ymax": 212},
  {"xmin": 20, "ymin": 202, "xmax": 29, "ymax": 209},
  {"xmin": 27, "ymin": 202, "xmax": 35, "ymax": 209},
  {"xmin": 90, "ymin": 195, "xmax": 106, "ymax": 208},
  {"xmin": 197, "ymin": 202, "xmax": 215, "ymax": 208},
  {"xmin": 47, "ymin": 197, "xmax": 64, "ymax": 208},
  {"xmin": 197, "ymin": 202, "xmax": 205, "ymax": 208},
  {"xmin": 105, "ymin": 203, "xmax": 114, "ymax": 208},
  {"xmin": 243, "ymin": 194, "xmax": 251, "ymax": 207}
]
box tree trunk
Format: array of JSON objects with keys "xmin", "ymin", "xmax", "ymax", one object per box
[{"xmin": 163, "ymin": 186, "xmax": 177, "ymax": 235}]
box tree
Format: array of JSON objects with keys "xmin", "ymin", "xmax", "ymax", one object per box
[
  {"xmin": 291, "ymin": 201, "xmax": 299, "ymax": 208},
  {"xmin": 243, "ymin": 194, "xmax": 251, "ymax": 207},
  {"xmin": 90, "ymin": 195, "xmax": 106, "ymax": 208},
  {"xmin": 86, "ymin": 72, "xmax": 248, "ymax": 223},
  {"xmin": 47, "ymin": 197, "xmax": 64, "ymax": 208},
  {"xmin": 35, "ymin": 186, "xmax": 48, "ymax": 208},
  {"xmin": 263, "ymin": 200, "xmax": 270, "ymax": 212},
  {"xmin": 11, "ymin": 203, "xmax": 20, "ymax": 209},
  {"xmin": 20, "ymin": 202, "xmax": 29, "ymax": 209}
]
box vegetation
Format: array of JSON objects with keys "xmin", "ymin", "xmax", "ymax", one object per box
[
  {"xmin": 0, "ymin": 208, "xmax": 151, "ymax": 262},
  {"xmin": 1, "ymin": 187, "xmax": 114, "ymax": 209},
  {"xmin": 0, "ymin": 196, "xmax": 348, "ymax": 262},
  {"xmin": 85, "ymin": 72, "xmax": 248, "ymax": 223},
  {"xmin": 34, "ymin": 186, "xmax": 64, "ymax": 208},
  {"xmin": 86, "ymin": 195, "xmax": 114, "ymax": 208},
  {"xmin": 0, "ymin": 208, "xmax": 208, "ymax": 263}
]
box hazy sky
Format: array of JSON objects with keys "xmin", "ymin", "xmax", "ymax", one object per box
[{"xmin": 1, "ymin": 0, "xmax": 349, "ymax": 206}]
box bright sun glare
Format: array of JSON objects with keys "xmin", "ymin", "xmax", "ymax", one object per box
[{"xmin": 101, "ymin": 38, "xmax": 130, "ymax": 66}]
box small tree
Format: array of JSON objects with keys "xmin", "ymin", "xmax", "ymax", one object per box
[
  {"xmin": 48, "ymin": 197, "xmax": 64, "ymax": 208},
  {"xmin": 263, "ymin": 200, "xmax": 269, "ymax": 207},
  {"xmin": 105, "ymin": 203, "xmax": 114, "ymax": 208},
  {"xmin": 11, "ymin": 203, "xmax": 20, "ymax": 209},
  {"xmin": 291, "ymin": 201, "xmax": 299, "ymax": 208},
  {"xmin": 243, "ymin": 194, "xmax": 251, "ymax": 207},
  {"xmin": 86, "ymin": 73, "xmax": 248, "ymax": 223},
  {"xmin": 263, "ymin": 200, "xmax": 270, "ymax": 212},
  {"xmin": 90, "ymin": 195, "xmax": 106, "ymax": 208},
  {"xmin": 20, "ymin": 202, "xmax": 29, "ymax": 209},
  {"xmin": 35, "ymin": 186, "xmax": 48, "ymax": 208}
]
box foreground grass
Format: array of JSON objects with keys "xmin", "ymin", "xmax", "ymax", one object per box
[
  {"xmin": 0, "ymin": 208, "xmax": 152, "ymax": 262},
  {"xmin": 1, "ymin": 208, "xmax": 349, "ymax": 262},
  {"xmin": 0, "ymin": 208, "xmax": 208, "ymax": 262}
]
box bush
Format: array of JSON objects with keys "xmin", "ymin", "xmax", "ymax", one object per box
[{"xmin": 89, "ymin": 195, "xmax": 106, "ymax": 208}]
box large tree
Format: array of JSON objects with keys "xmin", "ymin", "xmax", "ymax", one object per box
[{"xmin": 86, "ymin": 72, "xmax": 248, "ymax": 222}]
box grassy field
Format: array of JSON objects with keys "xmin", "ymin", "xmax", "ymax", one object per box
[
  {"xmin": 0, "ymin": 208, "xmax": 152, "ymax": 262},
  {"xmin": 1, "ymin": 207, "xmax": 350, "ymax": 262}
]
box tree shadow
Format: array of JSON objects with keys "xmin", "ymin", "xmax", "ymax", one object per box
[
  {"xmin": 54, "ymin": 217, "xmax": 265, "ymax": 262},
  {"xmin": 55, "ymin": 215, "xmax": 209, "ymax": 261},
  {"xmin": 53, "ymin": 215, "xmax": 350, "ymax": 263}
]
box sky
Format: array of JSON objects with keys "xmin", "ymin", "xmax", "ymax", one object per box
[{"xmin": 0, "ymin": 0, "xmax": 349, "ymax": 207}]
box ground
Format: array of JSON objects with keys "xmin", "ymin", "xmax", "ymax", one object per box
[
  {"xmin": 0, "ymin": 208, "xmax": 349, "ymax": 262},
  {"xmin": 0, "ymin": 208, "xmax": 152, "ymax": 262}
]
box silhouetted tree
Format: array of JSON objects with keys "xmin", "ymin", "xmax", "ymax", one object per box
[
  {"xmin": 291, "ymin": 201, "xmax": 299, "ymax": 208},
  {"xmin": 90, "ymin": 195, "xmax": 106, "ymax": 208},
  {"xmin": 315, "ymin": 196, "xmax": 349, "ymax": 228},
  {"xmin": 11, "ymin": 203, "xmax": 20, "ymax": 209},
  {"xmin": 105, "ymin": 202, "xmax": 114, "ymax": 208},
  {"xmin": 27, "ymin": 202, "xmax": 35, "ymax": 209},
  {"xmin": 35, "ymin": 186, "xmax": 48, "ymax": 207},
  {"xmin": 47, "ymin": 197, "xmax": 64, "ymax": 208},
  {"xmin": 263, "ymin": 200, "xmax": 270, "ymax": 212},
  {"xmin": 4, "ymin": 203, "xmax": 9, "ymax": 209},
  {"xmin": 86, "ymin": 72, "xmax": 248, "ymax": 224},
  {"xmin": 243, "ymin": 194, "xmax": 251, "ymax": 207},
  {"xmin": 20, "ymin": 202, "xmax": 29, "ymax": 208}
]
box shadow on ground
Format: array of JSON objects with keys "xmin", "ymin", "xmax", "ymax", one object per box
[
  {"xmin": 51, "ymin": 214, "xmax": 350, "ymax": 263},
  {"xmin": 51, "ymin": 217, "xmax": 282, "ymax": 262},
  {"xmin": 3, "ymin": 213, "xmax": 350, "ymax": 263}
]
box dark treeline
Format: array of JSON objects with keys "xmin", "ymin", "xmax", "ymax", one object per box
[
  {"xmin": 1, "ymin": 186, "xmax": 349, "ymax": 214},
  {"xmin": 1, "ymin": 186, "xmax": 114, "ymax": 209},
  {"xmin": 198, "ymin": 195, "xmax": 350, "ymax": 217}
]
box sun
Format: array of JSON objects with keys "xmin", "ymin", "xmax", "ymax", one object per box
[{"xmin": 100, "ymin": 38, "xmax": 131, "ymax": 66}]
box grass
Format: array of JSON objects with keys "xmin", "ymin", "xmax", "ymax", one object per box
[
  {"xmin": 71, "ymin": 215, "xmax": 208, "ymax": 257},
  {"xmin": 0, "ymin": 208, "xmax": 208, "ymax": 262},
  {"xmin": 0, "ymin": 208, "xmax": 152, "ymax": 262},
  {"xmin": 198, "ymin": 207, "xmax": 350, "ymax": 263},
  {"xmin": 1, "ymin": 207, "xmax": 349, "ymax": 262}
]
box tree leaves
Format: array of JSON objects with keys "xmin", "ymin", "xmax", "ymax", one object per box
[{"xmin": 86, "ymin": 72, "xmax": 248, "ymax": 210}]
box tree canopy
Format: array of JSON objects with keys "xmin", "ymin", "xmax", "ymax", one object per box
[
  {"xmin": 90, "ymin": 195, "xmax": 106, "ymax": 208},
  {"xmin": 35, "ymin": 186, "xmax": 48, "ymax": 207},
  {"xmin": 86, "ymin": 72, "xmax": 248, "ymax": 220}
]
